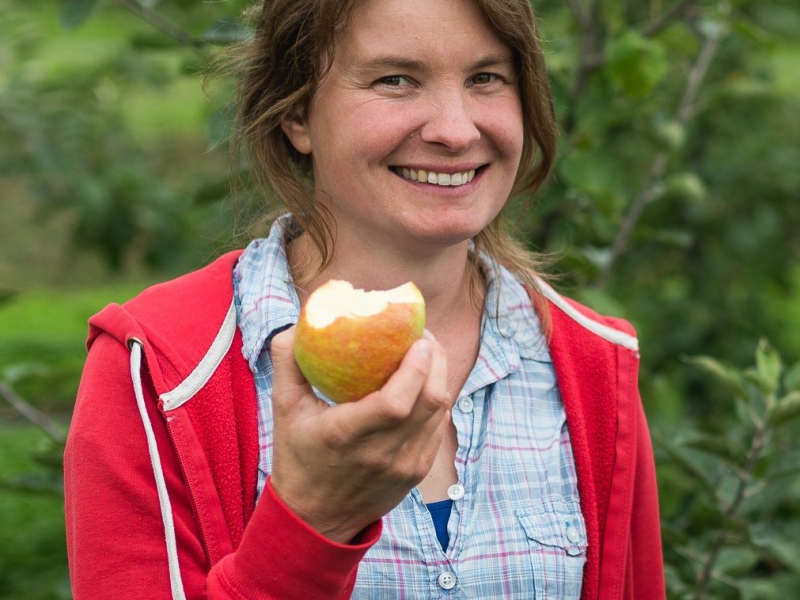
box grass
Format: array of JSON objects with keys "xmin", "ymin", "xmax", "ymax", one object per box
[{"xmin": 0, "ymin": 283, "xmax": 155, "ymax": 341}]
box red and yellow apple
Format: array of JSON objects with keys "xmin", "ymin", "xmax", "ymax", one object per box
[{"xmin": 293, "ymin": 280, "xmax": 426, "ymax": 403}]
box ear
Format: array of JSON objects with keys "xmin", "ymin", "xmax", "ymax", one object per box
[{"xmin": 281, "ymin": 114, "xmax": 313, "ymax": 155}]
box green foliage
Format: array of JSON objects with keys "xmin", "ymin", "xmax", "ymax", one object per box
[
  {"xmin": 0, "ymin": 424, "xmax": 68, "ymax": 600},
  {"xmin": 0, "ymin": 0, "xmax": 237, "ymax": 274},
  {"xmin": 606, "ymin": 31, "xmax": 669, "ymax": 98},
  {"xmin": 660, "ymin": 342, "xmax": 800, "ymax": 598},
  {"xmin": 0, "ymin": 282, "xmax": 153, "ymax": 600},
  {"xmin": 59, "ymin": 0, "xmax": 100, "ymax": 29}
]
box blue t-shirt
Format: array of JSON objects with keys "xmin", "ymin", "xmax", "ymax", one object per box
[{"xmin": 426, "ymin": 499, "xmax": 453, "ymax": 551}]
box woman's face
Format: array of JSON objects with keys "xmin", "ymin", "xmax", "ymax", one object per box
[{"xmin": 283, "ymin": 0, "xmax": 524, "ymax": 257}]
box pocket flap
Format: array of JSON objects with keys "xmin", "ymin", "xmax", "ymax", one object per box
[{"xmin": 515, "ymin": 500, "xmax": 587, "ymax": 557}]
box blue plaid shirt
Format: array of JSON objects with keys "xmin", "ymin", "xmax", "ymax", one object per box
[{"xmin": 234, "ymin": 215, "xmax": 586, "ymax": 599}]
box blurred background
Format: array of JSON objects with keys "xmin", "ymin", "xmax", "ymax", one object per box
[{"xmin": 0, "ymin": 0, "xmax": 798, "ymax": 597}]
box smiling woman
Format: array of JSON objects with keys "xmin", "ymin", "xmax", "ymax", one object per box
[{"xmin": 63, "ymin": 0, "xmax": 665, "ymax": 598}]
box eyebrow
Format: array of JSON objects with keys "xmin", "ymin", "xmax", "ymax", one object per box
[{"xmin": 350, "ymin": 53, "xmax": 515, "ymax": 75}]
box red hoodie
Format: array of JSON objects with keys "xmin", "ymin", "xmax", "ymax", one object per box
[{"xmin": 64, "ymin": 251, "xmax": 665, "ymax": 599}]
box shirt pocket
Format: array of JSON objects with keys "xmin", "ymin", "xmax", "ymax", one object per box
[{"xmin": 515, "ymin": 498, "xmax": 587, "ymax": 599}]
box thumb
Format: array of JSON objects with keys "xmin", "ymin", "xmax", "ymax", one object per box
[{"xmin": 270, "ymin": 326, "xmax": 315, "ymax": 411}]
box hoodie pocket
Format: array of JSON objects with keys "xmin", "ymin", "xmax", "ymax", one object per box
[{"xmin": 516, "ymin": 499, "xmax": 587, "ymax": 598}]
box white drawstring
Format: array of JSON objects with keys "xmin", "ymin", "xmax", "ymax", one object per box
[{"xmin": 129, "ymin": 340, "xmax": 187, "ymax": 600}]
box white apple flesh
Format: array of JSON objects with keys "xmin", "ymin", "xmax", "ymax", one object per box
[{"xmin": 294, "ymin": 280, "xmax": 426, "ymax": 403}]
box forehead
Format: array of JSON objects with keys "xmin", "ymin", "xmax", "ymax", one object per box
[{"xmin": 334, "ymin": 0, "xmax": 513, "ymax": 67}]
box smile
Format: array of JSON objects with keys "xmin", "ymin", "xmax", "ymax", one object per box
[{"xmin": 392, "ymin": 167, "xmax": 477, "ymax": 187}]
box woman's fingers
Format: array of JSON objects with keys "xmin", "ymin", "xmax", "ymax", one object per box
[
  {"xmin": 354, "ymin": 336, "xmax": 440, "ymax": 431},
  {"xmin": 270, "ymin": 326, "xmax": 318, "ymax": 416}
]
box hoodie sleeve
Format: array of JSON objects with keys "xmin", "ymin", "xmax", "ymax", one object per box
[{"xmin": 64, "ymin": 332, "xmax": 380, "ymax": 599}]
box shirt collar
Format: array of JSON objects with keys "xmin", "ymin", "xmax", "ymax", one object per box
[
  {"xmin": 479, "ymin": 253, "xmax": 550, "ymax": 362},
  {"xmin": 234, "ymin": 215, "xmax": 550, "ymax": 376},
  {"xmin": 457, "ymin": 253, "xmax": 551, "ymax": 397},
  {"xmin": 234, "ymin": 214, "xmax": 302, "ymax": 372}
]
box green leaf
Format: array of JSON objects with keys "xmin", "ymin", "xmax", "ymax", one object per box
[
  {"xmin": 652, "ymin": 120, "xmax": 686, "ymax": 152},
  {"xmin": 606, "ymin": 32, "xmax": 668, "ymax": 98},
  {"xmin": 716, "ymin": 547, "xmax": 759, "ymax": 576},
  {"xmin": 658, "ymin": 172, "xmax": 707, "ymax": 205},
  {"xmin": 744, "ymin": 368, "xmax": 776, "ymax": 400},
  {"xmin": 684, "ymin": 355, "xmax": 750, "ymax": 402},
  {"xmin": 762, "ymin": 521, "xmax": 800, "ymax": 572},
  {"xmin": 768, "ymin": 391, "xmax": 800, "ymax": 427},
  {"xmin": 728, "ymin": 18, "xmax": 775, "ymax": 49},
  {"xmin": 755, "ymin": 338, "xmax": 782, "ymax": 396},
  {"xmin": 784, "ymin": 361, "xmax": 800, "ymax": 392},
  {"xmin": 130, "ymin": 32, "xmax": 181, "ymax": 50},
  {"xmin": 633, "ymin": 227, "xmax": 695, "ymax": 249},
  {"xmin": 59, "ymin": 0, "xmax": 100, "ymax": 29},
  {"xmin": 739, "ymin": 574, "xmax": 800, "ymax": 600},
  {"xmin": 766, "ymin": 449, "xmax": 800, "ymax": 483},
  {"xmin": 680, "ymin": 433, "xmax": 742, "ymax": 467},
  {"xmin": 654, "ymin": 433, "xmax": 717, "ymax": 498}
]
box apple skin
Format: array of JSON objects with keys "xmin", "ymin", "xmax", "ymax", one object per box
[{"xmin": 294, "ymin": 295, "xmax": 426, "ymax": 404}]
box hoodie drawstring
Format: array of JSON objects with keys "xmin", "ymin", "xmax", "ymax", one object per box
[{"xmin": 130, "ymin": 340, "xmax": 187, "ymax": 600}]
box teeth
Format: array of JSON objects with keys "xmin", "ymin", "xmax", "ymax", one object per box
[{"xmin": 395, "ymin": 168, "xmax": 477, "ymax": 186}]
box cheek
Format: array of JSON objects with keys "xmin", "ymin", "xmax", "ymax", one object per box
[
  {"xmin": 315, "ymin": 104, "xmax": 414, "ymax": 170},
  {"xmin": 488, "ymin": 98, "xmax": 524, "ymax": 160},
  {"xmin": 353, "ymin": 104, "xmax": 420, "ymax": 160}
]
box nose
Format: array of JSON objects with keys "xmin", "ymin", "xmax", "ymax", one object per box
[{"xmin": 419, "ymin": 89, "xmax": 480, "ymax": 153}]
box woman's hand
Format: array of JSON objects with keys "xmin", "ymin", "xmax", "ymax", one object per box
[{"xmin": 268, "ymin": 326, "xmax": 450, "ymax": 544}]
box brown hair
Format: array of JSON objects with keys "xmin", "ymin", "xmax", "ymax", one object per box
[{"xmin": 233, "ymin": 0, "xmax": 558, "ymax": 311}]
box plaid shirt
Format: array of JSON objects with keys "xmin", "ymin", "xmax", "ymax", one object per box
[{"xmin": 234, "ymin": 215, "xmax": 586, "ymax": 599}]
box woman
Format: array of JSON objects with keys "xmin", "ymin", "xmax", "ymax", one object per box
[{"xmin": 64, "ymin": 0, "xmax": 665, "ymax": 598}]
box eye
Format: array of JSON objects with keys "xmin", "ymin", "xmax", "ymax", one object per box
[
  {"xmin": 470, "ymin": 73, "xmax": 499, "ymax": 85},
  {"xmin": 376, "ymin": 75, "xmax": 411, "ymax": 88}
]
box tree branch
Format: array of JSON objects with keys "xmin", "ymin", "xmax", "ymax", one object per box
[
  {"xmin": 644, "ymin": 0, "xmax": 698, "ymax": 38},
  {"xmin": 566, "ymin": 0, "xmax": 592, "ymax": 32},
  {"xmin": 693, "ymin": 421, "xmax": 768, "ymax": 599},
  {"xmin": 116, "ymin": 0, "xmax": 202, "ymax": 50},
  {"xmin": 564, "ymin": 1, "xmax": 606, "ymax": 133},
  {"xmin": 0, "ymin": 381, "xmax": 65, "ymax": 443},
  {"xmin": 593, "ymin": 23, "xmax": 723, "ymax": 288}
]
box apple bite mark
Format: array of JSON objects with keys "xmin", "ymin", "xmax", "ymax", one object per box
[{"xmin": 294, "ymin": 280, "xmax": 426, "ymax": 404}]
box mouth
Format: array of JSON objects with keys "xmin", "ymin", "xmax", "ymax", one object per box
[{"xmin": 390, "ymin": 166, "xmax": 482, "ymax": 187}]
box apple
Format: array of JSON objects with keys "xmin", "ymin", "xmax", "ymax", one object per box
[{"xmin": 294, "ymin": 280, "xmax": 426, "ymax": 403}]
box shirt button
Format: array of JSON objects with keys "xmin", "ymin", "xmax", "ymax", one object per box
[
  {"xmin": 447, "ymin": 483, "xmax": 465, "ymax": 501},
  {"xmin": 457, "ymin": 396, "xmax": 474, "ymax": 413},
  {"xmin": 437, "ymin": 570, "xmax": 457, "ymax": 590},
  {"xmin": 566, "ymin": 526, "xmax": 580, "ymax": 543}
]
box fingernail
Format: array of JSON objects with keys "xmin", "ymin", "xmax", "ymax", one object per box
[{"xmin": 423, "ymin": 329, "xmax": 435, "ymax": 340}]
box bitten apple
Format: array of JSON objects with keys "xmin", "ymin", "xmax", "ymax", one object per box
[{"xmin": 293, "ymin": 280, "xmax": 426, "ymax": 403}]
